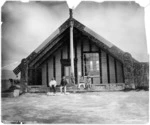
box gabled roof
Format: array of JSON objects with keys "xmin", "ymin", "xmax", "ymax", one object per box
[{"xmin": 13, "ymin": 17, "xmax": 127, "ymax": 75}]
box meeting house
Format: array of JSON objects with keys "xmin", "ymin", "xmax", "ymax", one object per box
[{"xmin": 13, "ymin": 9, "xmax": 149, "ymax": 92}]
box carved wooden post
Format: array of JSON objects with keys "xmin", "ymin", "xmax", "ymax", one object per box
[
  {"xmin": 134, "ymin": 63, "xmax": 149, "ymax": 89},
  {"xmin": 20, "ymin": 58, "xmax": 28, "ymax": 92},
  {"xmin": 133, "ymin": 62, "xmax": 142, "ymax": 88},
  {"xmin": 123, "ymin": 53, "xmax": 134, "ymax": 89}
]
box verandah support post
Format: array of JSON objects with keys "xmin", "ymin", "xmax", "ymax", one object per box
[{"xmin": 69, "ymin": 9, "xmax": 75, "ymax": 85}]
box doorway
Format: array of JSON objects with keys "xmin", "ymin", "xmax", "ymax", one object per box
[
  {"xmin": 83, "ymin": 53, "xmax": 100, "ymax": 84},
  {"xmin": 61, "ymin": 59, "xmax": 71, "ymax": 84}
]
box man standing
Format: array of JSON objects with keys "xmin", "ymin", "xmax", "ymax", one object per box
[
  {"xmin": 49, "ymin": 78, "xmax": 57, "ymax": 94},
  {"xmin": 60, "ymin": 76, "xmax": 68, "ymax": 94}
]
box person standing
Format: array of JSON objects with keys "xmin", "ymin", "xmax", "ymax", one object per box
[
  {"xmin": 86, "ymin": 75, "xmax": 92, "ymax": 90},
  {"xmin": 49, "ymin": 78, "xmax": 57, "ymax": 94},
  {"xmin": 60, "ymin": 76, "xmax": 68, "ymax": 94}
]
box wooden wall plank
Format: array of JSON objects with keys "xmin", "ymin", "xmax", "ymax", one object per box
[
  {"xmin": 74, "ymin": 39, "xmax": 78, "ymax": 83},
  {"xmin": 48, "ymin": 57, "xmax": 53, "ymax": 83},
  {"xmin": 42, "ymin": 64, "xmax": 47, "ymax": 86},
  {"xmin": 46, "ymin": 62, "xmax": 49, "ymax": 86},
  {"xmin": 99, "ymin": 49, "xmax": 102, "ymax": 83},
  {"xmin": 89, "ymin": 40, "xmax": 92, "ymax": 52},
  {"xmin": 83, "ymin": 38, "xmax": 90, "ymax": 52},
  {"xmin": 109, "ymin": 55, "xmax": 116, "ymax": 83},
  {"xmin": 53, "ymin": 56, "xmax": 56, "ymax": 79},
  {"xmin": 81, "ymin": 39, "xmax": 84, "ymax": 76},
  {"xmin": 101, "ymin": 51, "xmax": 108, "ymax": 83},
  {"xmin": 63, "ymin": 43, "xmax": 68, "ymax": 59},
  {"xmin": 117, "ymin": 61, "xmax": 123, "ymax": 83},
  {"xmin": 114, "ymin": 59, "xmax": 118, "ymax": 83},
  {"xmin": 67, "ymin": 41, "xmax": 70, "ymax": 59},
  {"xmin": 92, "ymin": 43, "xmax": 99, "ymax": 51},
  {"xmin": 107, "ymin": 54, "xmax": 110, "ymax": 83},
  {"xmin": 55, "ymin": 50, "xmax": 61, "ymax": 84}
]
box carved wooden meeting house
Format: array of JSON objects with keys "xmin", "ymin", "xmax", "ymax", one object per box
[{"xmin": 13, "ymin": 9, "xmax": 149, "ymax": 92}]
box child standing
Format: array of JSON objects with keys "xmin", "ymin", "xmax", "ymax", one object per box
[
  {"xmin": 60, "ymin": 76, "xmax": 68, "ymax": 94},
  {"xmin": 86, "ymin": 75, "xmax": 92, "ymax": 90}
]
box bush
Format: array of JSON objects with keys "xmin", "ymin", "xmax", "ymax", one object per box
[
  {"xmin": 136, "ymin": 86, "xmax": 149, "ymax": 91},
  {"xmin": 3, "ymin": 85, "xmax": 21, "ymax": 93}
]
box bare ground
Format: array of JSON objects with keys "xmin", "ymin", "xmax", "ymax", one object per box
[{"xmin": 1, "ymin": 91, "xmax": 149, "ymax": 124}]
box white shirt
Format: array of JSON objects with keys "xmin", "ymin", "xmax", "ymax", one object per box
[{"xmin": 49, "ymin": 80, "xmax": 57, "ymax": 87}]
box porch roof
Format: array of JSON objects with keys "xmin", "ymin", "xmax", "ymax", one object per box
[{"xmin": 13, "ymin": 17, "xmax": 127, "ymax": 75}]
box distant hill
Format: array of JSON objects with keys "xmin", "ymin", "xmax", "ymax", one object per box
[{"xmin": 1, "ymin": 70, "xmax": 20, "ymax": 80}]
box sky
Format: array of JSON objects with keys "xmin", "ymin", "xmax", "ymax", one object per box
[{"xmin": 1, "ymin": 1, "xmax": 149, "ymax": 71}]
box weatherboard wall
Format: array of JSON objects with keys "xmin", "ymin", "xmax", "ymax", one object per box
[{"xmin": 41, "ymin": 36, "xmax": 124, "ymax": 86}]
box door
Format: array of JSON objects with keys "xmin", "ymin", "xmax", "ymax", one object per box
[{"xmin": 83, "ymin": 53, "xmax": 100, "ymax": 84}]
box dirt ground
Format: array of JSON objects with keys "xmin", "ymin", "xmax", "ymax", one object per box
[{"xmin": 1, "ymin": 91, "xmax": 149, "ymax": 124}]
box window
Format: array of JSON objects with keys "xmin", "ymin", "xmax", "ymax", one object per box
[
  {"xmin": 83, "ymin": 53, "xmax": 99, "ymax": 76},
  {"xmin": 90, "ymin": 61, "xmax": 93, "ymax": 71},
  {"xmin": 96, "ymin": 61, "xmax": 99, "ymax": 70}
]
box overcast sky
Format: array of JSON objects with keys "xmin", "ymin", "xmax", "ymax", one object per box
[{"xmin": 1, "ymin": 1, "xmax": 149, "ymax": 70}]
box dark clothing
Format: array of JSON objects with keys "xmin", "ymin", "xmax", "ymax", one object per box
[
  {"xmin": 60, "ymin": 79, "xmax": 68, "ymax": 86},
  {"xmin": 51, "ymin": 85, "xmax": 56, "ymax": 93}
]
